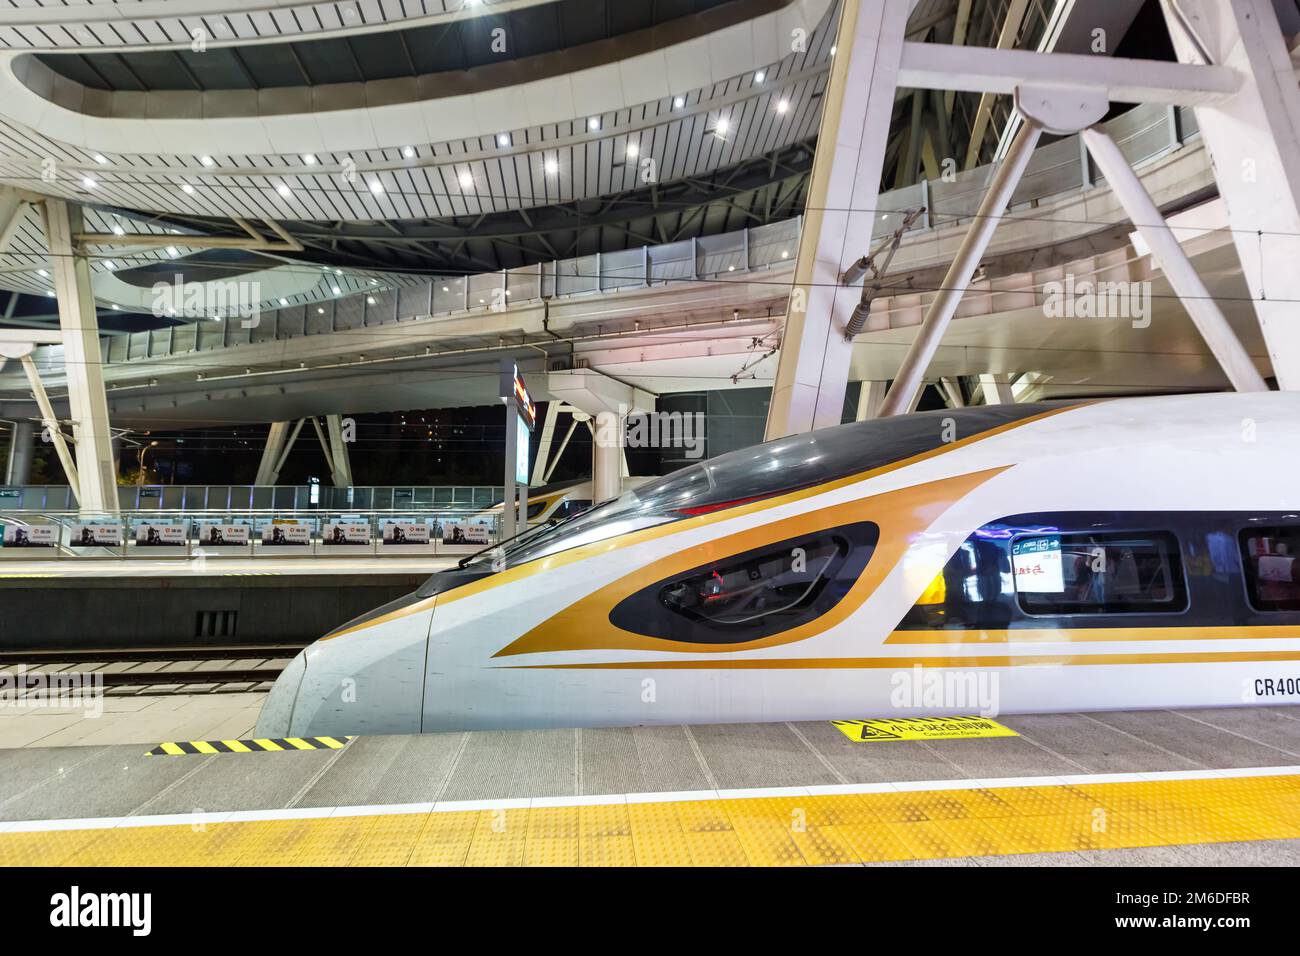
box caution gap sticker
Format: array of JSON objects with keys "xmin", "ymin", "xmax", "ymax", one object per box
[{"xmin": 830, "ymin": 716, "xmax": 1018, "ymax": 742}]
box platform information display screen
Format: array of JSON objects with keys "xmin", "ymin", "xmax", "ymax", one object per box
[{"xmin": 1011, "ymin": 535, "xmax": 1064, "ymax": 592}]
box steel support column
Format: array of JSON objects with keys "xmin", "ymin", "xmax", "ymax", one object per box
[
  {"xmin": 326, "ymin": 414, "xmax": 353, "ymax": 487},
  {"xmin": 855, "ymin": 380, "xmax": 888, "ymax": 421},
  {"xmin": 43, "ymin": 200, "xmax": 116, "ymax": 512},
  {"xmin": 255, "ymin": 421, "xmax": 292, "ymax": 486},
  {"xmin": 4, "ymin": 419, "xmax": 33, "ymax": 485},
  {"xmin": 764, "ymin": 0, "xmax": 910, "ymax": 439},
  {"xmin": 878, "ymin": 119, "xmax": 1044, "ymax": 417},
  {"xmin": 1082, "ymin": 126, "xmax": 1267, "ymax": 392},
  {"xmin": 1159, "ymin": 0, "xmax": 1300, "ymax": 388}
]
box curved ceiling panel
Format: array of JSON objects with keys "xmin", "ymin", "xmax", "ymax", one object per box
[{"xmin": 0, "ymin": 0, "xmax": 569, "ymax": 53}]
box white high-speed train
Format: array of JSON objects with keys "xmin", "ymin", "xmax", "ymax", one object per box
[{"xmin": 257, "ymin": 392, "xmax": 1300, "ymax": 738}]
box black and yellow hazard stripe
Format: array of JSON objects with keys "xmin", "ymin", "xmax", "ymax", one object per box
[{"xmin": 145, "ymin": 736, "xmax": 353, "ymax": 756}]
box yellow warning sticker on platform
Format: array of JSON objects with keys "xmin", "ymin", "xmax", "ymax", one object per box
[
  {"xmin": 145, "ymin": 736, "xmax": 353, "ymax": 756},
  {"xmin": 830, "ymin": 716, "xmax": 1018, "ymax": 742}
]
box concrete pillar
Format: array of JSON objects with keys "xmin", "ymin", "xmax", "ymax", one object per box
[
  {"xmin": 255, "ymin": 421, "xmax": 292, "ymax": 485},
  {"xmin": 326, "ymin": 414, "xmax": 353, "ymax": 487},
  {"xmin": 764, "ymin": 0, "xmax": 910, "ymax": 439},
  {"xmin": 5, "ymin": 419, "xmax": 33, "ymax": 485},
  {"xmin": 592, "ymin": 412, "xmax": 624, "ymax": 505},
  {"xmin": 855, "ymin": 381, "xmax": 888, "ymax": 421},
  {"xmin": 43, "ymin": 200, "xmax": 116, "ymax": 513},
  {"xmin": 1160, "ymin": 0, "xmax": 1300, "ymax": 388},
  {"xmin": 979, "ymin": 373, "xmax": 1017, "ymax": 404}
]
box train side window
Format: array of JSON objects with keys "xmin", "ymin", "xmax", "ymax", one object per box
[
  {"xmin": 1013, "ymin": 531, "xmax": 1187, "ymax": 615},
  {"xmin": 527, "ymin": 501, "xmax": 548, "ymax": 519},
  {"xmin": 1240, "ymin": 527, "xmax": 1300, "ymax": 612},
  {"xmin": 609, "ymin": 522, "xmax": 878, "ymax": 644}
]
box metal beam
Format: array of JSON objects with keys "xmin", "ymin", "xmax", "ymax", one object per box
[{"xmin": 898, "ymin": 40, "xmax": 1240, "ymax": 106}]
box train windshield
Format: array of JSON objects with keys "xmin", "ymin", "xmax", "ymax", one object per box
[{"xmin": 463, "ymin": 402, "xmax": 1067, "ymax": 572}]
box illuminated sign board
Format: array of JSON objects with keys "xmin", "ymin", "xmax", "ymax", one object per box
[{"xmin": 500, "ymin": 361, "xmax": 537, "ymax": 430}]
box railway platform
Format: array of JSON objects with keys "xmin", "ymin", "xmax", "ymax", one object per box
[{"xmin": 0, "ymin": 705, "xmax": 1297, "ymax": 866}]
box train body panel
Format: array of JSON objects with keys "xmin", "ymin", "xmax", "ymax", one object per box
[{"xmin": 258, "ymin": 393, "xmax": 1300, "ymax": 736}]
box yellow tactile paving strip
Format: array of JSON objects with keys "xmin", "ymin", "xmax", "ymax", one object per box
[{"xmin": 3, "ymin": 772, "xmax": 1299, "ymax": 866}]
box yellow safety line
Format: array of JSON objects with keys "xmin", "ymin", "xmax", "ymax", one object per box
[
  {"xmin": 4, "ymin": 772, "xmax": 1298, "ymax": 867},
  {"xmin": 159, "ymin": 742, "xmax": 185, "ymax": 756},
  {"xmin": 222, "ymin": 740, "xmax": 253, "ymax": 753},
  {"xmin": 251, "ymin": 738, "xmax": 283, "ymax": 751},
  {"xmin": 192, "ymin": 741, "xmax": 219, "ymax": 754},
  {"xmin": 284, "ymin": 738, "xmax": 315, "ymax": 750}
]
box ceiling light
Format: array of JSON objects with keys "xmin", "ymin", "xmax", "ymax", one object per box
[
  {"xmin": 544, "ymin": 158, "xmax": 559, "ymax": 175},
  {"xmin": 754, "ymin": 70, "xmax": 766, "ymax": 83},
  {"xmin": 369, "ymin": 278, "xmax": 378, "ymax": 285},
  {"xmin": 278, "ymin": 297, "xmax": 288, "ymax": 306},
  {"xmin": 332, "ymin": 286, "xmax": 341, "ymax": 295},
  {"xmin": 104, "ymin": 260, "xmax": 115, "ymax": 270},
  {"xmin": 334, "ymin": 268, "xmax": 342, "ymax": 275},
  {"xmin": 402, "ymin": 146, "xmax": 415, "ymax": 158},
  {"xmin": 200, "ymin": 156, "xmax": 214, "ymax": 167},
  {"xmin": 728, "ymin": 265, "xmax": 736, "ymax": 272},
  {"xmin": 776, "ymin": 99, "xmax": 790, "ymax": 114},
  {"xmin": 442, "ymin": 286, "xmax": 450, "ymax": 292},
  {"xmin": 181, "ymin": 183, "xmax": 194, "ymax": 194},
  {"xmin": 37, "ymin": 269, "xmax": 47, "ymax": 277},
  {"xmin": 92, "ymin": 154, "xmax": 107, "ymax": 164},
  {"xmin": 110, "ymin": 304, "xmax": 119, "ymax": 310},
  {"xmin": 587, "ymin": 117, "xmax": 600, "ymax": 131},
  {"xmin": 714, "ymin": 117, "xmax": 729, "ymax": 136},
  {"xmin": 45, "ymin": 290, "xmax": 54, "ymax": 297},
  {"xmin": 302, "ymin": 154, "xmax": 317, "ymax": 164},
  {"xmin": 830, "ymin": 45, "xmax": 837, "ymax": 55},
  {"xmin": 276, "ymin": 183, "xmax": 292, "ymax": 197},
  {"xmin": 626, "ymin": 142, "xmax": 639, "ymax": 158},
  {"xmin": 317, "ymin": 307, "xmax": 325, "ymax": 314},
  {"xmin": 367, "ymin": 296, "xmax": 376, "ymax": 305},
  {"xmin": 81, "ymin": 177, "xmax": 96, "ymax": 189},
  {"xmin": 458, "ymin": 171, "xmax": 474, "ymax": 189},
  {"xmin": 166, "ymin": 246, "xmax": 179, "ymax": 258},
  {"xmin": 368, "ymin": 179, "xmax": 384, "ymax": 194},
  {"xmin": 497, "ymin": 133, "xmax": 511, "ymax": 146},
  {"xmin": 111, "ymin": 224, "xmax": 125, "ymax": 237},
  {"xmin": 781, "ymin": 250, "xmax": 789, "ymax": 259},
  {"xmin": 673, "ymin": 95, "xmax": 685, "ymax": 109}
]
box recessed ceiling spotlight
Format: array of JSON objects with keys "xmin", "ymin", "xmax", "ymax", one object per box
[
  {"xmin": 278, "ymin": 297, "xmax": 288, "ymax": 306},
  {"xmin": 45, "ymin": 289, "xmax": 54, "ymax": 297},
  {"xmin": 92, "ymin": 153, "xmax": 107, "ymax": 164},
  {"xmin": 369, "ymin": 278, "xmax": 378, "ymax": 285},
  {"xmin": 111, "ymin": 224, "xmax": 125, "ymax": 237},
  {"xmin": 402, "ymin": 146, "xmax": 416, "ymax": 158},
  {"xmin": 302, "ymin": 154, "xmax": 317, "ymax": 164},
  {"xmin": 588, "ymin": 117, "xmax": 600, "ymax": 131},
  {"xmin": 442, "ymin": 286, "xmax": 450, "ymax": 292},
  {"xmin": 37, "ymin": 269, "xmax": 47, "ymax": 277},
  {"xmin": 673, "ymin": 95, "xmax": 685, "ymax": 109},
  {"xmin": 754, "ymin": 70, "xmax": 766, "ymax": 83},
  {"xmin": 181, "ymin": 183, "xmax": 195, "ymax": 194},
  {"xmin": 200, "ymin": 155, "xmax": 215, "ymax": 167},
  {"xmin": 368, "ymin": 179, "xmax": 384, "ymax": 194},
  {"xmin": 276, "ymin": 183, "xmax": 292, "ymax": 197},
  {"xmin": 332, "ymin": 286, "xmax": 341, "ymax": 295},
  {"xmin": 104, "ymin": 260, "xmax": 116, "ymax": 270},
  {"xmin": 81, "ymin": 177, "xmax": 96, "ymax": 189},
  {"xmin": 781, "ymin": 249, "xmax": 789, "ymax": 259},
  {"xmin": 830, "ymin": 44, "xmax": 837, "ymax": 55},
  {"xmin": 367, "ymin": 296, "xmax": 376, "ymax": 305},
  {"xmin": 497, "ymin": 133, "xmax": 511, "ymax": 146},
  {"xmin": 714, "ymin": 117, "xmax": 730, "ymax": 137},
  {"xmin": 317, "ymin": 307, "xmax": 325, "ymax": 314},
  {"xmin": 458, "ymin": 171, "xmax": 474, "ymax": 189},
  {"xmin": 626, "ymin": 142, "xmax": 639, "ymax": 158},
  {"xmin": 166, "ymin": 246, "xmax": 179, "ymax": 258},
  {"xmin": 110, "ymin": 304, "xmax": 119, "ymax": 310},
  {"xmin": 544, "ymin": 158, "xmax": 559, "ymax": 175},
  {"xmin": 776, "ymin": 99, "xmax": 790, "ymax": 114}
]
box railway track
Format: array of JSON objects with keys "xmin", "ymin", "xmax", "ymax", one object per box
[{"xmin": 0, "ymin": 644, "xmax": 306, "ymax": 695}]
